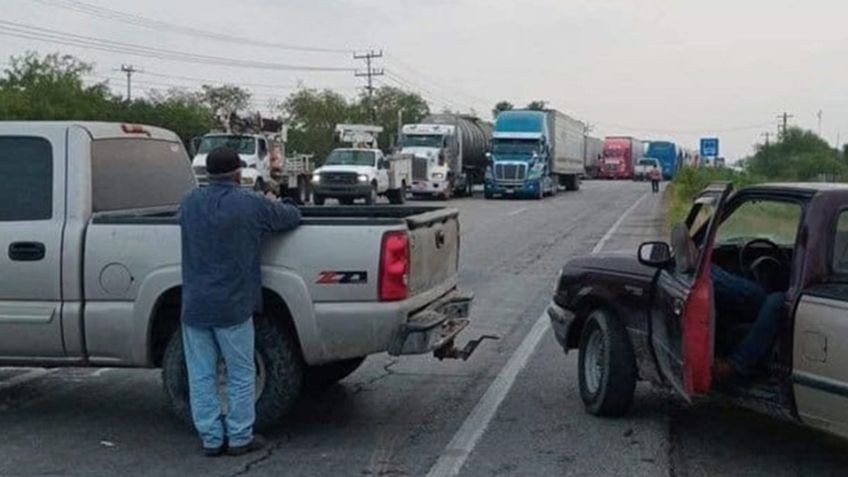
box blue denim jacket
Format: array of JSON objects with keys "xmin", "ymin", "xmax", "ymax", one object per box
[{"xmin": 179, "ymin": 181, "xmax": 301, "ymax": 328}]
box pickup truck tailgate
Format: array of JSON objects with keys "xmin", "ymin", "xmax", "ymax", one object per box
[{"xmin": 407, "ymin": 208, "xmax": 459, "ymax": 296}]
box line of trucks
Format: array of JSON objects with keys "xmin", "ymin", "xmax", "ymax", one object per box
[{"xmin": 189, "ymin": 111, "xmax": 701, "ymax": 203}]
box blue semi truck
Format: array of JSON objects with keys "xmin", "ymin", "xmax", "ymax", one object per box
[
  {"xmin": 484, "ymin": 109, "xmax": 586, "ymax": 199},
  {"xmin": 645, "ymin": 141, "xmax": 679, "ymax": 180}
]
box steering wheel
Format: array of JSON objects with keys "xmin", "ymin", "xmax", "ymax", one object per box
[{"xmin": 738, "ymin": 238, "xmax": 789, "ymax": 290}]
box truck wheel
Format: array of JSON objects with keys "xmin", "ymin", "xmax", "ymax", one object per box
[
  {"xmin": 161, "ymin": 318, "xmax": 304, "ymax": 430},
  {"xmin": 577, "ymin": 309, "xmax": 636, "ymax": 417},
  {"xmin": 303, "ymin": 356, "xmax": 366, "ymax": 392},
  {"xmin": 365, "ymin": 184, "xmax": 378, "ymax": 205},
  {"xmin": 254, "ymin": 178, "xmax": 265, "ymax": 193},
  {"xmin": 313, "ymin": 194, "xmax": 325, "ymax": 206}
]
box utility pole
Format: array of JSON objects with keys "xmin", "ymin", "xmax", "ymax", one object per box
[
  {"xmin": 817, "ymin": 110, "xmax": 823, "ymax": 136},
  {"xmin": 354, "ymin": 50, "xmax": 384, "ymax": 123},
  {"xmin": 777, "ymin": 111, "xmax": 794, "ymax": 140},
  {"xmin": 120, "ymin": 64, "xmax": 141, "ymax": 101}
]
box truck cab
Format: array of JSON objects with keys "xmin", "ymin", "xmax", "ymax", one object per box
[
  {"xmin": 547, "ymin": 182, "xmax": 848, "ymax": 441},
  {"xmin": 311, "ymin": 148, "xmax": 389, "ymax": 205},
  {"xmin": 192, "ymin": 133, "xmax": 272, "ymax": 191},
  {"xmin": 401, "ymin": 123, "xmax": 454, "ymax": 199},
  {"xmin": 485, "ymin": 110, "xmax": 556, "ymax": 200},
  {"xmin": 600, "ymin": 137, "xmax": 643, "ymax": 180}
]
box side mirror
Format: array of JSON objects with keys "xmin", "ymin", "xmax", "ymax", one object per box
[{"xmin": 638, "ymin": 241, "xmax": 672, "ymax": 267}]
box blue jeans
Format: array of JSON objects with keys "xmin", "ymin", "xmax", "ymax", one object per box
[
  {"xmin": 182, "ymin": 318, "xmax": 255, "ymax": 449},
  {"xmin": 711, "ymin": 266, "xmax": 786, "ymax": 376}
]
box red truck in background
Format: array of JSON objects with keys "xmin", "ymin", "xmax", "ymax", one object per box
[{"xmin": 599, "ymin": 136, "xmax": 644, "ymax": 180}]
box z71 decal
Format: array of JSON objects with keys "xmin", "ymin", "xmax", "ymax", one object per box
[{"xmin": 316, "ymin": 271, "xmax": 368, "ymax": 285}]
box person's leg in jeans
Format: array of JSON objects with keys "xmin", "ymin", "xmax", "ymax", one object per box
[
  {"xmin": 729, "ymin": 292, "xmax": 786, "ymax": 376},
  {"xmin": 214, "ymin": 317, "xmax": 256, "ymax": 448},
  {"xmin": 182, "ymin": 324, "xmax": 225, "ymax": 450},
  {"xmin": 711, "ymin": 265, "xmax": 767, "ymax": 319}
]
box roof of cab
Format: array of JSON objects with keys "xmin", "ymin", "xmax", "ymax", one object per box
[{"xmin": 0, "ymin": 121, "xmax": 181, "ymax": 142}]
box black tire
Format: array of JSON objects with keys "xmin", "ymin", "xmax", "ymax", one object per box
[
  {"xmin": 161, "ymin": 318, "xmax": 304, "ymax": 430},
  {"xmin": 254, "ymin": 178, "xmax": 265, "ymax": 193},
  {"xmin": 577, "ymin": 309, "xmax": 637, "ymax": 417},
  {"xmin": 303, "ymin": 356, "xmax": 366, "ymax": 392},
  {"xmin": 313, "ymin": 194, "xmax": 325, "ymax": 206},
  {"xmin": 365, "ymin": 183, "xmax": 378, "ymax": 205},
  {"xmin": 484, "ymin": 191, "xmax": 493, "ymax": 200},
  {"xmin": 387, "ymin": 183, "xmax": 407, "ymax": 205}
]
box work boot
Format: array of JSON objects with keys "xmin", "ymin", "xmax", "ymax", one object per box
[
  {"xmin": 202, "ymin": 444, "xmax": 226, "ymax": 458},
  {"xmin": 227, "ymin": 434, "xmax": 266, "ymax": 457}
]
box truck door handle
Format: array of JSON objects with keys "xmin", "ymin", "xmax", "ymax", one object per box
[{"xmin": 8, "ymin": 242, "xmax": 46, "ymax": 261}]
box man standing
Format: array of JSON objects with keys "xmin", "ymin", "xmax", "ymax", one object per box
[
  {"xmin": 179, "ymin": 146, "xmax": 301, "ymax": 457},
  {"xmin": 649, "ymin": 164, "xmax": 662, "ymax": 193}
]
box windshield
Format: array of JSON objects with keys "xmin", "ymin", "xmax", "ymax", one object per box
[
  {"xmin": 401, "ymin": 134, "xmax": 444, "ymax": 148},
  {"xmin": 197, "ymin": 136, "xmax": 256, "ymax": 155},
  {"xmin": 491, "ymin": 138, "xmax": 540, "ymax": 156},
  {"xmin": 604, "ymin": 147, "xmax": 624, "ymax": 158},
  {"xmin": 324, "ymin": 149, "xmax": 376, "ymax": 166},
  {"xmin": 638, "ymin": 159, "xmax": 657, "ymax": 166},
  {"xmin": 717, "ymin": 200, "xmax": 802, "ymax": 247}
]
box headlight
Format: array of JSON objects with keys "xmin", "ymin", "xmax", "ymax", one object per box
[
  {"xmin": 432, "ymin": 172, "xmax": 445, "ymax": 180},
  {"xmin": 357, "ymin": 174, "xmax": 369, "ymax": 182},
  {"xmin": 311, "ymin": 174, "xmax": 321, "ymax": 184}
]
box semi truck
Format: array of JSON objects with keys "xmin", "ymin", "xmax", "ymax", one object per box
[
  {"xmin": 584, "ymin": 136, "xmax": 604, "ymax": 179},
  {"xmin": 599, "ymin": 136, "xmax": 644, "ymax": 180},
  {"xmin": 400, "ymin": 114, "xmax": 492, "ymax": 199},
  {"xmin": 645, "ymin": 141, "xmax": 679, "ymax": 180},
  {"xmin": 485, "ymin": 109, "xmax": 585, "ymax": 199}
]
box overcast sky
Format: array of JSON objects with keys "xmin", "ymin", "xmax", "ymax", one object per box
[{"xmin": 3, "ymin": 0, "xmax": 847, "ymax": 159}]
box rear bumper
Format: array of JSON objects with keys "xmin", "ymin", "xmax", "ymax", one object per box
[
  {"xmin": 313, "ymin": 184, "xmax": 372, "ymax": 197},
  {"xmin": 388, "ymin": 289, "xmax": 474, "ymax": 355},
  {"xmin": 547, "ymin": 301, "xmax": 576, "ymax": 352}
]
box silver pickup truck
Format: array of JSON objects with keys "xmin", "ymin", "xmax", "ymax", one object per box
[{"xmin": 0, "ymin": 121, "xmax": 475, "ymax": 428}]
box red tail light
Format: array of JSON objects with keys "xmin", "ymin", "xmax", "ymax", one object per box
[{"xmin": 379, "ymin": 231, "xmax": 409, "ymax": 301}]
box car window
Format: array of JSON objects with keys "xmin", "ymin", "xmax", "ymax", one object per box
[
  {"xmin": 717, "ymin": 199, "xmax": 802, "ymax": 247},
  {"xmin": 0, "ymin": 136, "xmax": 53, "ymax": 221},
  {"xmin": 91, "ymin": 138, "xmax": 194, "ymax": 212},
  {"xmin": 833, "ymin": 211, "xmax": 848, "ymax": 274},
  {"xmin": 688, "ymin": 203, "xmax": 715, "ymax": 240}
]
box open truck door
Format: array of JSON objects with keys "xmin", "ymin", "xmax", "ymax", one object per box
[{"xmin": 651, "ymin": 183, "xmax": 733, "ymax": 399}]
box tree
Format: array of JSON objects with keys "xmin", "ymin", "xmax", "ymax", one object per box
[
  {"xmin": 746, "ymin": 127, "xmax": 846, "ymax": 181},
  {"xmin": 282, "ymin": 88, "xmax": 358, "ymax": 162},
  {"xmin": 492, "ymin": 100, "xmax": 513, "ymax": 119},
  {"xmin": 0, "ymin": 52, "xmax": 114, "ymax": 120},
  {"xmin": 201, "ymin": 84, "xmax": 251, "ymax": 131},
  {"xmin": 526, "ymin": 100, "xmax": 547, "ymax": 111},
  {"xmin": 362, "ymin": 86, "xmax": 429, "ymax": 149}
]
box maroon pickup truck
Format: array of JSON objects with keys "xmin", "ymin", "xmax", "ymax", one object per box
[{"xmin": 547, "ymin": 182, "xmax": 848, "ymax": 440}]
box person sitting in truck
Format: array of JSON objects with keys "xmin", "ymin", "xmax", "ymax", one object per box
[
  {"xmin": 671, "ymin": 224, "xmax": 788, "ymax": 384},
  {"xmin": 179, "ymin": 146, "xmax": 301, "ymax": 457}
]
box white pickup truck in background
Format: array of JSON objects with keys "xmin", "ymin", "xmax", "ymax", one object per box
[{"xmin": 0, "ymin": 121, "xmax": 480, "ymax": 429}]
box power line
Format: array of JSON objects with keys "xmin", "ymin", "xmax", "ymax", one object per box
[
  {"xmin": 384, "ymin": 71, "xmax": 474, "ymax": 113},
  {"xmin": 0, "ymin": 20, "xmax": 356, "ymax": 72},
  {"xmin": 31, "ymin": 0, "xmax": 354, "ymax": 54},
  {"xmin": 384, "ymin": 52, "xmax": 491, "ymax": 113}
]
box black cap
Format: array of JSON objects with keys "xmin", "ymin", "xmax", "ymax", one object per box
[{"xmin": 206, "ymin": 146, "xmax": 241, "ymax": 175}]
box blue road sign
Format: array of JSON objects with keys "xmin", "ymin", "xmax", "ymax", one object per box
[{"xmin": 700, "ymin": 138, "xmax": 719, "ymax": 157}]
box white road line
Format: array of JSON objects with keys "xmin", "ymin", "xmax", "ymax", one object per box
[
  {"xmin": 0, "ymin": 368, "xmax": 53, "ymax": 392},
  {"xmin": 425, "ymin": 191, "xmax": 650, "ymax": 477},
  {"xmin": 505, "ymin": 207, "xmax": 527, "ymax": 217},
  {"xmin": 591, "ymin": 193, "xmax": 650, "ymax": 255}
]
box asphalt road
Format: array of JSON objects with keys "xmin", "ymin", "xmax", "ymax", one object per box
[{"xmin": 2, "ymin": 180, "xmax": 847, "ymax": 477}]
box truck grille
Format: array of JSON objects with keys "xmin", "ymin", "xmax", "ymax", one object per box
[
  {"xmin": 412, "ymin": 157, "xmax": 429, "ymax": 181},
  {"xmin": 495, "ymin": 163, "xmax": 527, "ymax": 181},
  {"xmin": 321, "ymin": 172, "xmax": 358, "ymax": 185},
  {"xmin": 193, "ymin": 165, "xmax": 207, "ymax": 176}
]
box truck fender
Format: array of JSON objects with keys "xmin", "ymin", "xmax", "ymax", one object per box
[
  {"xmin": 135, "ymin": 265, "xmax": 183, "ymax": 366},
  {"xmin": 260, "ymin": 267, "xmax": 330, "ymax": 365}
]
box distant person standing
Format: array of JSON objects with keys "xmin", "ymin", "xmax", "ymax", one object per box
[
  {"xmin": 649, "ymin": 164, "xmax": 662, "ymax": 193},
  {"xmin": 179, "ymin": 146, "xmax": 301, "ymax": 457}
]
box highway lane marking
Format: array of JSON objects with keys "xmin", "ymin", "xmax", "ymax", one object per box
[
  {"xmin": 0, "ymin": 368, "xmax": 54, "ymax": 392},
  {"xmin": 425, "ymin": 191, "xmax": 650, "ymax": 477},
  {"xmin": 505, "ymin": 207, "xmax": 527, "ymax": 216}
]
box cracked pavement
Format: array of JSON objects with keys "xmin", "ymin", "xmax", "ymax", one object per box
[{"xmin": 2, "ymin": 181, "xmax": 847, "ymax": 476}]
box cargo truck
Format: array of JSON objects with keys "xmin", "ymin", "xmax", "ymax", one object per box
[
  {"xmin": 400, "ymin": 114, "xmax": 492, "ymax": 199},
  {"xmin": 645, "ymin": 141, "xmax": 679, "ymax": 180},
  {"xmin": 485, "ymin": 109, "xmax": 585, "ymax": 200},
  {"xmin": 599, "ymin": 136, "xmax": 644, "ymax": 180}
]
